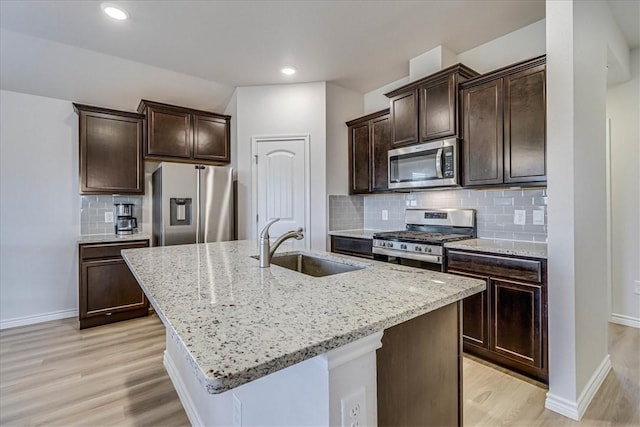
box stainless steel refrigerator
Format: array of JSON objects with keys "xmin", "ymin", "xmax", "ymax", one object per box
[{"xmin": 152, "ymin": 163, "xmax": 234, "ymax": 246}]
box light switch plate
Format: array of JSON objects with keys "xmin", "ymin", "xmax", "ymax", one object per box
[
  {"xmin": 104, "ymin": 211, "xmax": 114, "ymax": 223},
  {"xmin": 410, "ymin": 200, "xmax": 417, "ymax": 207},
  {"xmin": 533, "ymin": 210, "xmax": 545, "ymax": 225},
  {"xmin": 382, "ymin": 210, "xmax": 388, "ymax": 221},
  {"xmin": 514, "ymin": 210, "xmax": 526, "ymax": 225}
]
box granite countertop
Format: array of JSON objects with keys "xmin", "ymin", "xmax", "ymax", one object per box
[
  {"xmin": 122, "ymin": 240, "xmax": 485, "ymax": 394},
  {"xmin": 328, "ymin": 229, "xmax": 381, "ymax": 239},
  {"xmin": 77, "ymin": 233, "xmax": 151, "ymax": 244},
  {"xmin": 444, "ymin": 238, "xmax": 547, "ymax": 259}
]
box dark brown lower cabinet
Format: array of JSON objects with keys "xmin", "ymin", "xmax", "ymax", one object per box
[
  {"xmin": 446, "ymin": 249, "xmax": 548, "ymax": 383},
  {"xmin": 377, "ymin": 302, "xmax": 462, "ymax": 426},
  {"xmin": 79, "ymin": 240, "xmax": 149, "ymax": 329},
  {"xmin": 330, "ymin": 235, "xmax": 373, "ymax": 259}
]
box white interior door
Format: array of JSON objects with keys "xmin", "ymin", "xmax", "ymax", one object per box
[{"xmin": 255, "ymin": 137, "xmax": 308, "ymax": 249}]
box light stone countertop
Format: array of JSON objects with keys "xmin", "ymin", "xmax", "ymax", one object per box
[
  {"xmin": 328, "ymin": 229, "xmax": 382, "ymax": 240},
  {"xmin": 122, "ymin": 240, "xmax": 485, "ymax": 394},
  {"xmin": 77, "ymin": 233, "xmax": 151, "ymax": 244},
  {"xmin": 445, "ymin": 238, "xmax": 547, "ymax": 259}
]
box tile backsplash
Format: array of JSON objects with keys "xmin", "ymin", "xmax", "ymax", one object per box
[
  {"xmin": 80, "ymin": 195, "xmax": 144, "ymax": 235},
  {"xmin": 328, "ymin": 195, "xmax": 364, "ymax": 231},
  {"xmin": 329, "ymin": 188, "xmax": 548, "ymax": 243}
]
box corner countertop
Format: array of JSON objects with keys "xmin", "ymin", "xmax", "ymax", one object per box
[
  {"xmin": 328, "ymin": 229, "xmax": 381, "ymax": 240},
  {"xmin": 77, "ymin": 233, "xmax": 151, "ymax": 244},
  {"xmin": 444, "ymin": 238, "xmax": 547, "ymax": 259},
  {"xmin": 121, "ymin": 240, "xmax": 485, "ymax": 394}
]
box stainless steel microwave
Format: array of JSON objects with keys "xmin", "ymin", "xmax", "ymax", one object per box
[{"xmin": 388, "ymin": 138, "xmax": 459, "ymax": 189}]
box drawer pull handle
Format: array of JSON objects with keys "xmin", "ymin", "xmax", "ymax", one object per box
[{"xmin": 106, "ymin": 312, "xmax": 112, "ymax": 316}]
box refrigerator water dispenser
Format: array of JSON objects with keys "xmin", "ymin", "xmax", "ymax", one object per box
[{"xmin": 170, "ymin": 198, "xmax": 192, "ymax": 225}]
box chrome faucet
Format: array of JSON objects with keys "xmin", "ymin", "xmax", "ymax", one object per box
[{"xmin": 259, "ymin": 218, "xmax": 304, "ymax": 268}]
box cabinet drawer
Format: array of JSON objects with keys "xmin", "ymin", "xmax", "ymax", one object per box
[
  {"xmin": 80, "ymin": 240, "xmax": 149, "ymax": 261},
  {"xmin": 331, "ymin": 236, "xmax": 373, "ymax": 259},
  {"xmin": 447, "ymin": 250, "xmax": 542, "ymax": 283}
]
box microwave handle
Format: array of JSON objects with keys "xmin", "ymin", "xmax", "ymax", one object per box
[{"xmin": 435, "ymin": 148, "xmax": 444, "ymax": 178}]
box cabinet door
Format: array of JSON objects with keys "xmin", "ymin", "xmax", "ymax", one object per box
[
  {"xmin": 193, "ymin": 114, "xmax": 230, "ymax": 163},
  {"xmin": 146, "ymin": 105, "xmax": 192, "ymax": 159},
  {"xmin": 462, "ymin": 79, "xmax": 504, "ymax": 186},
  {"xmin": 370, "ymin": 114, "xmax": 391, "ymax": 192},
  {"xmin": 390, "ymin": 89, "xmax": 419, "ymax": 146},
  {"xmin": 447, "ymin": 269, "xmax": 489, "ymax": 349},
  {"xmin": 79, "ymin": 111, "xmax": 144, "ymax": 194},
  {"xmin": 420, "ymin": 75, "xmax": 456, "ymax": 141},
  {"xmin": 491, "ymin": 279, "xmax": 543, "ymax": 369},
  {"xmin": 80, "ymin": 258, "xmax": 147, "ymax": 318},
  {"xmin": 504, "ymin": 65, "xmax": 546, "ymax": 184},
  {"xmin": 349, "ymin": 122, "xmax": 371, "ymax": 194}
]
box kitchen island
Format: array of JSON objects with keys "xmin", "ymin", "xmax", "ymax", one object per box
[{"xmin": 122, "ymin": 240, "xmax": 485, "ymax": 426}]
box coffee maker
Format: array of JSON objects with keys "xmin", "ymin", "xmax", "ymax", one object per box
[{"xmin": 114, "ymin": 203, "xmax": 138, "ymax": 235}]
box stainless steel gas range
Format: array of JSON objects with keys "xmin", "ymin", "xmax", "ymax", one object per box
[{"xmin": 373, "ymin": 208, "xmax": 476, "ymax": 272}]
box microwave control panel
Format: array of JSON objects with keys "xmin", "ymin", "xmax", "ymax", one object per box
[{"xmin": 443, "ymin": 146, "xmax": 455, "ymax": 178}]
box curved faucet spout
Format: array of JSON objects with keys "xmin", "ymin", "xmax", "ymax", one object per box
[
  {"xmin": 258, "ymin": 218, "xmax": 304, "ymax": 268},
  {"xmin": 269, "ymin": 228, "xmax": 304, "ymax": 258}
]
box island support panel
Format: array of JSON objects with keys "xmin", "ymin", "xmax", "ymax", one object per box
[
  {"xmin": 377, "ymin": 302, "xmax": 462, "ymax": 426},
  {"xmin": 164, "ymin": 329, "xmax": 383, "ymax": 426}
]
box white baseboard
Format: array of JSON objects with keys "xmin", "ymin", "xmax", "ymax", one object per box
[
  {"xmin": 0, "ymin": 308, "xmax": 78, "ymax": 330},
  {"xmin": 163, "ymin": 350, "xmax": 204, "ymax": 427},
  {"xmin": 610, "ymin": 313, "xmax": 640, "ymax": 328},
  {"xmin": 545, "ymin": 354, "xmax": 612, "ymax": 420}
]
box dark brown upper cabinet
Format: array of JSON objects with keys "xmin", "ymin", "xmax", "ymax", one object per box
[
  {"xmin": 138, "ymin": 100, "xmax": 231, "ymax": 165},
  {"xmin": 385, "ymin": 64, "xmax": 478, "ymax": 147},
  {"xmin": 461, "ymin": 56, "xmax": 546, "ymax": 187},
  {"xmin": 346, "ymin": 109, "xmax": 391, "ymax": 194},
  {"xmin": 73, "ymin": 104, "xmax": 145, "ymax": 195}
]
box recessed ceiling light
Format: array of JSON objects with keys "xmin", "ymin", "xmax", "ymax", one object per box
[
  {"xmin": 101, "ymin": 3, "xmax": 129, "ymax": 20},
  {"xmin": 281, "ymin": 67, "xmax": 297, "ymax": 76}
]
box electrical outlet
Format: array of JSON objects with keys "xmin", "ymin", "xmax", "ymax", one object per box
[
  {"xmin": 104, "ymin": 211, "xmax": 114, "ymax": 223},
  {"xmin": 514, "ymin": 210, "xmax": 526, "ymax": 225},
  {"xmin": 634, "ymin": 280, "xmax": 640, "ymax": 295},
  {"xmin": 410, "ymin": 200, "xmax": 417, "ymax": 207},
  {"xmin": 341, "ymin": 388, "xmax": 366, "ymax": 427},
  {"xmin": 533, "ymin": 209, "xmax": 545, "ymax": 225},
  {"xmin": 232, "ymin": 393, "xmax": 242, "ymax": 426},
  {"xmin": 382, "ymin": 210, "xmax": 388, "ymax": 221},
  {"xmin": 406, "ymin": 200, "xmax": 411, "ymax": 206}
]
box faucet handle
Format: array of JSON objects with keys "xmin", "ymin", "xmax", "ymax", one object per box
[{"xmin": 260, "ymin": 218, "xmax": 280, "ymax": 239}]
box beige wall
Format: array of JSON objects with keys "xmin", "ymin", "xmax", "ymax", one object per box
[
  {"xmin": 235, "ymin": 82, "xmax": 327, "ymax": 250},
  {"xmin": 607, "ymin": 48, "xmax": 640, "ymax": 325},
  {"xmin": 545, "ymin": 0, "xmax": 630, "ymax": 418}
]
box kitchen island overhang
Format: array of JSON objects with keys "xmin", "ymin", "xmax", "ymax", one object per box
[{"xmin": 122, "ymin": 240, "xmax": 485, "ymax": 425}]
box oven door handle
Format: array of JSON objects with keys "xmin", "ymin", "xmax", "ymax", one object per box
[
  {"xmin": 373, "ymin": 247, "xmax": 442, "ymax": 264},
  {"xmin": 435, "ymin": 148, "xmax": 444, "ymax": 178}
]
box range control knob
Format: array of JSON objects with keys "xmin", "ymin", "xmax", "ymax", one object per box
[
  {"xmin": 380, "ymin": 242, "xmax": 386, "ymax": 247},
  {"xmin": 388, "ymin": 242, "xmax": 394, "ymax": 248},
  {"xmin": 426, "ymin": 247, "xmax": 432, "ymax": 253},
  {"xmin": 400, "ymin": 244, "xmax": 407, "ymax": 250},
  {"xmin": 415, "ymin": 246, "xmax": 422, "ymax": 252}
]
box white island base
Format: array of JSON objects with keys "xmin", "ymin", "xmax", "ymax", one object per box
[{"xmin": 164, "ymin": 329, "xmax": 384, "ymax": 427}]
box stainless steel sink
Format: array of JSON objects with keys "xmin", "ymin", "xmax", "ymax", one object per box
[{"xmin": 252, "ymin": 252, "xmax": 366, "ymax": 277}]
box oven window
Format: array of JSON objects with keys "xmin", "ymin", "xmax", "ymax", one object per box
[{"xmin": 389, "ymin": 150, "xmax": 438, "ymax": 183}]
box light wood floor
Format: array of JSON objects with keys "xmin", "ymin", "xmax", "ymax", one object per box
[
  {"xmin": 464, "ymin": 323, "xmax": 640, "ymax": 426},
  {"xmin": 0, "ymin": 315, "xmax": 189, "ymax": 426},
  {"xmin": 1, "ymin": 316, "xmax": 637, "ymax": 426}
]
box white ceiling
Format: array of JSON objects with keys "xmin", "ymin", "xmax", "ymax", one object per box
[
  {"xmin": 1, "ymin": 0, "xmax": 637, "ymax": 112},
  {"xmin": 0, "ymin": 0, "xmax": 547, "ymax": 95}
]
